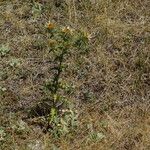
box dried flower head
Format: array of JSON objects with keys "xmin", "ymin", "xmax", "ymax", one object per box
[
  {"xmin": 62, "ymin": 26, "xmax": 73, "ymax": 34},
  {"xmin": 47, "ymin": 22, "xmax": 55, "ymax": 30}
]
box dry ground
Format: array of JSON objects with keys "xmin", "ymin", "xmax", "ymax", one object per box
[{"xmin": 0, "ymin": 0, "xmax": 150, "ymax": 150}]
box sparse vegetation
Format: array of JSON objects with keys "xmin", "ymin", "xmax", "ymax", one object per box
[{"xmin": 0, "ymin": 0, "xmax": 150, "ymax": 149}]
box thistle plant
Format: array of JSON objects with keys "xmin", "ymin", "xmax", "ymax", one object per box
[{"xmin": 32, "ymin": 22, "xmax": 89, "ymax": 136}]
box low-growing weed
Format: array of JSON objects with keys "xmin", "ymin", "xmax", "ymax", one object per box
[
  {"xmin": 87, "ymin": 123, "xmax": 105, "ymax": 142},
  {"xmin": 32, "ymin": 2, "xmax": 42, "ymax": 19},
  {"xmin": 9, "ymin": 58, "xmax": 21, "ymax": 68},
  {"xmin": 0, "ymin": 44, "xmax": 10, "ymax": 57}
]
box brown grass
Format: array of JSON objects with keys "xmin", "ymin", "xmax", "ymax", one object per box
[{"xmin": 0, "ymin": 0, "xmax": 150, "ymax": 149}]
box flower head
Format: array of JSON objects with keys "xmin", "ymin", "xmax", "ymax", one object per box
[
  {"xmin": 62, "ymin": 26, "xmax": 73, "ymax": 34},
  {"xmin": 47, "ymin": 22, "xmax": 55, "ymax": 30}
]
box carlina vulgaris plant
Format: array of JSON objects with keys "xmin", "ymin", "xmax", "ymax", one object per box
[{"xmin": 43, "ymin": 22, "xmax": 90, "ymax": 135}]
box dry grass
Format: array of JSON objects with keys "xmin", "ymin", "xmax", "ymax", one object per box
[{"xmin": 0, "ymin": 0, "xmax": 150, "ymax": 149}]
